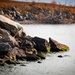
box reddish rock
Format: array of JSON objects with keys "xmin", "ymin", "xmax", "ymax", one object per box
[{"xmin": 49, "ymin": 38, "xmax": 69, "ymax": 52}]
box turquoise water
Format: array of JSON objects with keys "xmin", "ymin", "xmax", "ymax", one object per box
[{"xmin": 0, "ymin": 24, "xmax": 75, "ymax": 75}]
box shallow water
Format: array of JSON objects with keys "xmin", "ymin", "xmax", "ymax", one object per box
[{"xmin": 0, "ymin": 24, "xmax": 75, "ymax": 75}]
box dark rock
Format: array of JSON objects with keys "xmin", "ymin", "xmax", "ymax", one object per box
[
  {"xmin": 37, "ymin": 61, "xmax": 42, "ymax": 63},
  {"xmin": 32, "ymin": 37, "xmax": 50, "ymax": 52},
  {"xmin": 11, "ymin": 7, "xmax": 17, "ymax": 11},
  {"xmin": 49, "ymin": 38, "xmax": 69, "ymax": 52},
  {"xmin": 45, "ymin": 17, "xmax": 53, "ymax": 24},
  {"xmin": 0, "ymin": 43, "xmax": 12, "ymax": 52},
  {"xmin": 23, "ymin": 47, "xmax": 38, "ymax": 61},
  {"xmin": 25, "ymin": 12, "xmax": 36, "ymax": 20},
  {"xmin": 62, "ymin": 11, "xmax": 71, "ymax": 19},
  {"xmin": 11, "ymin": 11, "xmax": 16, "ymax": 17},
  {"xmin": 25, "ymin": 54, "xmax": 38, "ymax": 61},
  {"xmin": 5, "ymin": 59, "xmax": 16, "ymax": 65},
  {"xmin": 37, "ymin": 51, "xmax": 46, "ymax": 59},
  {"xmin": 21, "ymin": 36, "xmax": 35, "ymax": 49},
  {"xmin": 54, "ymin": 10, "xmax": 60, "ymax": 16},
  {"xmin": 0, "ymin": 59, "xmax": 4, "ymax": 66},
  {"xmin": 15, "ymin": 11, "xmax": 24, "ymax": 21},
  {"xmin": 58, "ymin": 55, "xmax": 63, "ymax": 58},
  {"xmin": 43, "ymin": 10, "xmax": 52, "ymax": 16}
]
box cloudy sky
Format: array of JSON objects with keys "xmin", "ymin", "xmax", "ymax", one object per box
[{"xmin": 13, "ymin": 0, "xmax": 75, "ymax": 6}]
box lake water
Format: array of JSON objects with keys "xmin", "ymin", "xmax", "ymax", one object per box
[{"xmin": 0, "ymin": 24, "xmax": 75, "ymax": 75}]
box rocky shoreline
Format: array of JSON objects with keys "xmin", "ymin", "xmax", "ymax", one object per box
[
  {"xmin": 0, "ymin": 1, "xmax": 75, "ymax": 24},
  {"xmin": 0, "ymin": 15, "xmax": 69, "ymax": 66}
]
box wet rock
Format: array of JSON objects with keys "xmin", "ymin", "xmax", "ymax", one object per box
[
  {"xmin": 32, "ymin": 37, "xmax": 50, "ymax": 52},
  {"xmin": 49, "ymin": 38, "xmax": 69, "ymax": 52}
]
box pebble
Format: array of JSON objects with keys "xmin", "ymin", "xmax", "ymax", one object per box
[
  {"xmin": 58, "ymin": 55, "xmax": 63, "ymax": 58},
  {"xmin": 37, "ymin": 61, "xmax": 42, "ymax": 63}
]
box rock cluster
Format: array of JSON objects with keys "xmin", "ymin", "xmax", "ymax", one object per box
[
  {"xmin": 0, "ymin": 15, "xmax": 69, "ymax": 65},
  {"xmin": 0, "ymin": 7, "xmax": 75, "ymax": 24}
]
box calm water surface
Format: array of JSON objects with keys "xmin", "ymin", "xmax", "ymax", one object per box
[{"xmin": 0, "ymin": 24, "xmax": 75, "ymax": 75}]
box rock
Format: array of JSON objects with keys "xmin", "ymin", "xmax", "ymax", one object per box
[
  {"xmin": 0, "ymin": 28, "xmax": 19, "ymax": 47},
  {"xmin": 0, "ymin": 43, "xmax": 12, "ymax": 52},
  {"xmin": 15, "ymin": 11, "xmax": 24, "ymax": 21},
  {"xmin": 45, "ymin": 17, "xmax": 53, "ymax": 24},
  {"xmin": 54, "ymin": 10, "xmax": 60, "ymax": 16},
  {"xmin": 32, "ymin": 37, "xmax": 50, "ymax": 52},
  {"xmin": 11, "ymin": 7, "xmax": 17, "ymax": 11},
  {"xmin": 37, "ymin": 61, "xmax": 42, "ymax": 63},
  {"xmin": 0, "ymin": 10, "xmax": 4, "ymax": 15},
  {"xmin": 25, "ymin": 54, "xmax": 38, "ymax": 61},
  {"xmin": 37, "ymin": 51, "xmax": 46, "ymax": 59},
  {"xmin": 0, "ymin": 59, "xmax": 4, "ymax": 66},
  {"xmin": 21, "ymin": 36, "xmax": 35, "ymax": 49},
  {"xmin": 25, "ymin": 48, "xmax": 37, "ymax": 55},
  {"xmin": 49, "ymin": 38, "xmax": 69, "ymax": 52},
  {"xmin": 26, "ymin": 12, "xmax": 36, "ymax": 20},
  {"xmin": 58, "ymin": 55, "xmax": 63, "ymax": 58},
  {"xmin": 11, "ymin": 11, "xmax": 16, "ymax": 17},
  {"xmin": 7, "ymin": 47, "xmax": 26, "ymax": 61},
  {"xmin": 0, "ymin": 15, "xmax": 26, "ymax": 37}
]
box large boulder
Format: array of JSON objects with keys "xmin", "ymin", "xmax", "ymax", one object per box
[
  {"xmin": 0, "ymin": 28, "xmax": 19, "ymax": 47},
  {"xmin": 0, "ymin": 15, "xmax": 26, "ymax": 37},
  {"xmin": 49, "ymin": 38, "xmax": 69, "ymax": 52},
  {"xmin": 32, "ymin": 37, "xmax": 50, "ymax": 52}
]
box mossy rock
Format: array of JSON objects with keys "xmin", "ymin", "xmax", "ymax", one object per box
[
  {"xmin": 60, "ymin": 46, "xmax": 69, "ymax": 51},
  {"xmin": 37, "ymin": 52, "xmax": 46, "ymax": 59},
  {"xmin": 47, "ymin": 47, "xmax": 50, "ymax": 53},
  {"xmin": 49, "ymin": 38, "xmax": 70, "ymax": 52}
]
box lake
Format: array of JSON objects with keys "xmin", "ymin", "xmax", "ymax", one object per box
[{"xmin": 0, "ymin": 24, "xmax": 75, "ymax": 75}]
